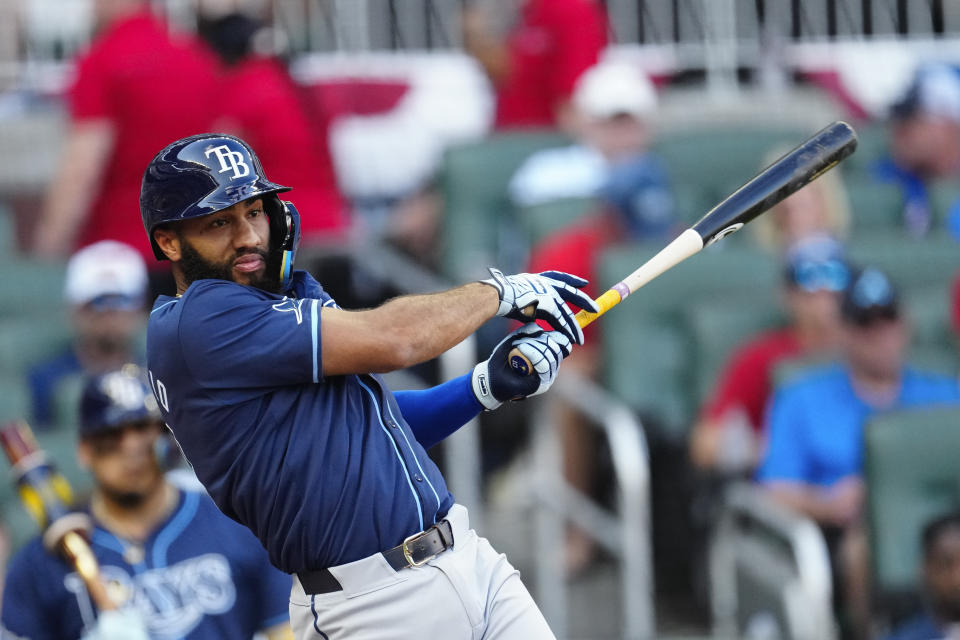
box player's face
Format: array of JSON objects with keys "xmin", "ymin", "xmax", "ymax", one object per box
[
  {"xmin": 81, "ymin": 420, "xmax": 165, "ymax": 508},
  {"xmin": 173, "ymin": 198, "xmax": 281, "ymax": 292}
]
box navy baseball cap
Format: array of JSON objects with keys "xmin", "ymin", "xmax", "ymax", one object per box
[
  {"xmin": 782, "ymin": 235, "xmax": 851, "ymax": 293},
  {"xmin": 841, "ymin": 267, "xmax": 900, "ymax": 326},
  {"xmin": 79, "ymin": 365, "xmax": 161, "ymax": 438}
]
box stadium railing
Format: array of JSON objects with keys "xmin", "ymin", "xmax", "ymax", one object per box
[{"xmin": 709, "ymin": 482, "xmax": 836, "ymax": 640}]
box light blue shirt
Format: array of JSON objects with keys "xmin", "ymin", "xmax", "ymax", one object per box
[{"xmin": 757, "ymin": 363, "xmax": 960, "ymax": 487}]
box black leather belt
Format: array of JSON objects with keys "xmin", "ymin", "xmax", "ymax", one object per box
[{"xmin": 297, "ymin": 519, "xmax": 454, "ymax": 595}]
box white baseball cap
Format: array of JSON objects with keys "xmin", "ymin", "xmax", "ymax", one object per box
[
  {"xmin": 64, "ymin": 240, "xmax": 147, "ymax": 309},
  {"xmin": 572, "ymin": 61, "xmax": 657, "ymax": 120},
  {"xmin": 891, "ymin": 64, "xmax": 960, "ymax": 123}
]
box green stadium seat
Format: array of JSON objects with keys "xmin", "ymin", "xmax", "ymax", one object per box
[
  {"xmin": 864, "ymin": 406, "xmax": 960, "ymax": 601},
  {"xmin": 0, "ymin": 205, "xmax": 16, "ymax": 253},
  {"xmin": 515, "ymin": 197, "xmax": 597, "ymax": 246},
  {"xmin": 685, "ymin": 299, "xmax": 786, "ymax": 404},
  {"xmin": 0, "ymin": 259, "xmax": 67, "ymax": 317},
  {"xmin": 651, "ymin": 126, "xmax": 813, "ymax": 207},
  {"xmin": 845, "ymin": 177, "xmax": 903, "ymax": 230},
  {"xmin": 598, "ymin": 243, "xmax": 779, "ymax": 436},
  {"xmin": 0, "ymin": 314, "xmax": 72, "ymax": 377},
  {"xmin": 929, "ymin": 180, "xmax": 960, "ymax": 229},
  {"xmin": 439, "ymin": 131, "xmax": 569, "ymax": 281},
  {"xmin": 0, "ymin": 376, "xmax": 31, "ymax": 424},
  {"xmin": 848, "ymin": 231, "xmax": 960, "ymax": 290}
]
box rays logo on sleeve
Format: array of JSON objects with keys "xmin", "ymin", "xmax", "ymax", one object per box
[
  {"xmin": 64, "ymin": 554, "xmax": 236, "ymax": 639},
  {"xmin": 272, "ymin": 297, "xmax": 306, "ymax": 325}
]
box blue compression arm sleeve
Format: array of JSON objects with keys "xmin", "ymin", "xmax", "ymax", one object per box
[{"xmin": 394, "ymin": 373, "xmax": 483, "ymax": 450}]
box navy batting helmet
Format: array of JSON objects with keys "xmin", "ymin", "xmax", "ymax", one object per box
[
  {"xmin": 140, "ymin": 133, "xmax": 301, "ymax": 286},
  {"xmin": 79, "ymin": 365, "xmax": 161, "ymax": 438}
]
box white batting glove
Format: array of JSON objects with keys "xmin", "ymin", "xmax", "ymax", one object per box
[
  {"xmin": 472, "ymin": 324, "xmax": 572, "ymax": 410},
  {"xmin": 480, "ymin": 268, "xmax": 599, "ymax": 346},
  {"xmin": 82, "ymin": 608, "xmax": 150, "ymax": 640}
]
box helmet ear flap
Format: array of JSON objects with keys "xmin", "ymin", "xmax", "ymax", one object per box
[{"xmin": 268, "ymin": 199, "xmax": 301, "ymax": 289}]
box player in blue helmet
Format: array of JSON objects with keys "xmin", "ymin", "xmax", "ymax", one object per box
[
  {"xmin": 1, "ymin": 365, "xmax": 294, "ymax": 640},
  {"xmin": 142, "ymin": 133, "xmax": 599, "ymax": 639}
]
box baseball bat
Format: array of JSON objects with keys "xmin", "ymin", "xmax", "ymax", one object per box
[
  {"xmin": 509, "ymin": 120, "xmax": 858, "ymax": 374},
  {"xmin": 0, "ymin": 421, "xmax": 116, "ymax": 611}
]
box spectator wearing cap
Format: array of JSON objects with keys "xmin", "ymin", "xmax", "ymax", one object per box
[
  {"xmin": 26, "ymin": 241, "xmax": 148, "ymax": 430},
  {"xmin": 757, "ymin": 266, "xmax": 960, "ymax": 638},
  {"xmin": 873, "ymin": 63, "xmax": 960, "ymax": 237},
  {"xmin": 690, "ymin": 235, "xmax": 851, "ymax": 474},
  {"xmin": 521, "ymin": 65, "xmax": 675, "ymax": 572},
  {"xmin": 509, "ymin": 60, "xmax": 669, "ymax": 208}
]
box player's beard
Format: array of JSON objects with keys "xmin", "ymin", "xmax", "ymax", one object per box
[{"xmin": 178, "ymin": 234, "xmax": 283, "ymax": 293}]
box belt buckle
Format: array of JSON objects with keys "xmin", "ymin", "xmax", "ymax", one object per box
[{"xmin": 401, "ymin": 530, "xmax": 434, "ymax": 568}]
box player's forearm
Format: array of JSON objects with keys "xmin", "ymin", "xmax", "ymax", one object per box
[{"xmin": 321, "ymin": 282, "xmax": 498, "ymax": 375}]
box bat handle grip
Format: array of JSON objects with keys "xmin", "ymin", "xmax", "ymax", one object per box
[
  {"xmin": 61, "ymin": 531, "xmax": 116, "ymax": 611},
  {"xmin": 507, "ymin": 290, "xmax": 618, "ymax": 375}
]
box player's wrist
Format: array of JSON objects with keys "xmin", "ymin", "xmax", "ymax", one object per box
[{"xmin": 470, "ymin": 361, "xmax": 502, "ymax": 411}]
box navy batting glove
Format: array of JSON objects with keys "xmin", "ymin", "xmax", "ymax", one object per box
[
  {"xmin": 287, "ymin": 270, "xmax": 326, "ymax": 300},
  {"xmin": 480, "ymin": 268, "xmax": 599, "ymax": 346},
  {"xmin": 471, "ymin": 324, "xmax": 572, "ymax": 410}
]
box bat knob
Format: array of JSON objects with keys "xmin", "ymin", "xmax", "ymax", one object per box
[{"xmin": 508, "ymin": 348, "xmax": 532, "ymax": 376}]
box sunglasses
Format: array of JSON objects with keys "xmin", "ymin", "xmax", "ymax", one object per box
[{"xmin": 790, "ymin": 259, "xmax": 850, "ymax": 293}]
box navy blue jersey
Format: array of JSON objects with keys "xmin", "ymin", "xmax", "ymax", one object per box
[
  {"xmin": 1, "ymin": 488, "xmax": 290, "ymax": 640},
  {"xmin": 146, "ymin": 277, "xmax": 456, "ymax": 572}
]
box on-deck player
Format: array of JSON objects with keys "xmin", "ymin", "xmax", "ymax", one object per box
[
  {"xmin": 1, "ymin": 365, "xmax": 293, "ymax": 640},
  {"xmin": 140, "ymin": 133, "xmax": 599, "ymax": 639}
]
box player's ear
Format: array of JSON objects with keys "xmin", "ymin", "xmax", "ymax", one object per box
[{"xmin": 153, "ymin": 227, "xmax": 181, "ymax": 261}]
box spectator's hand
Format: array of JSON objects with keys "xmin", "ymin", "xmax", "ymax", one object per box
[
  {"xmin": 822, "ymin": 477, "xmax": 865, "ymax": 527},
  {"xmin": 81, "ymin": 608, "xmax": 150, "ymax": 640},
  {"xmin": 480, "ymin": 268, "xmax": 599, "ymax": 345},
  {"xmin": 472, "ymin": 324, "xmax": 571, "ymax": 410}
]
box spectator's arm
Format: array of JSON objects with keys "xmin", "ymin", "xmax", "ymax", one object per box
[
  {"xmin": 462, "ymin": 4, "xmax": 511, "ymax": 84},
  {"xmin": 764, "ymin": 477, "xmax": 864, "ymax": 528},
  {"xmin": 33, "ymin": 120, "xmax": 115, "ymax": 256}
]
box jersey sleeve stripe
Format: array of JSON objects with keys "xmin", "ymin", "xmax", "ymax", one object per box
[{"xmin": 311, "ymin": 299, "xmax": 319, "ymax": 383}]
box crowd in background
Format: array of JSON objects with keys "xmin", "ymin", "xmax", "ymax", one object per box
[{"xmin": 3, "ymin": 0, "xmax": 960, "ymax": 639}]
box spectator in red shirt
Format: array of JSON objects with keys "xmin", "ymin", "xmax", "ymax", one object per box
[
  {"xmin": 688, "ymin": 235, "xmax": 851, "ymax": 473},
  {"xmin": 197, "ymin": 10, "xmax": 348, "ymax": 245},
  {"xmin": 463, "ymin": 0, "xmax": 607, "ymax": 131},
  {"xmin": 33, "ymin": 0, "xmax": 219, "ymax": 290}
]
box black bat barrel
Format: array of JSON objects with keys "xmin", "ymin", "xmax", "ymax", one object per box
[{"xmin": 691, "ymin": 121, "xmax": 858, "ymax": 246}]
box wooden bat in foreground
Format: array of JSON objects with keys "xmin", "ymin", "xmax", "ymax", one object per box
[{"xmin": 510, "ymin": 120, "xmax": 858, "ymax": 374}]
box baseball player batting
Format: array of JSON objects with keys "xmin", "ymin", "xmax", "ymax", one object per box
[{"xmin": 140, "ymin": 133, "xmax": 597, "ymax": 639}]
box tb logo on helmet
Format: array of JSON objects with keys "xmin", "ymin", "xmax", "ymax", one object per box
[{"xmin": 204, "ymin": 145, "xmax": 250, "ymax": 180}]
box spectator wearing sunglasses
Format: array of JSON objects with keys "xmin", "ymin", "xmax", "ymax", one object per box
[
  {"xmin": 757, "ymin": 266, "xmax": 960, "ymax": 639},
  {"xmin": 690, "ymin": 235, "xmax": 851, "ymax": 474}
]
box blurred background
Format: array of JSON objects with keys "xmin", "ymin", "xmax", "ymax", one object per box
[{"xmin": 4, "ymin": 1, "xmax": 960, "ymax": 639}]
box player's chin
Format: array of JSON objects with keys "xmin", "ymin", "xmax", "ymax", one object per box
[{"xmin": 232, "ymin": 265, "xmax": 266, "ymax": 286}]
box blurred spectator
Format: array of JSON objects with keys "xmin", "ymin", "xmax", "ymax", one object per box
[
  {"xmin": 197, "ymin": 10, "xmax": 349, "ymax": 246},
  {"xmin": 525, "ymin": 117, "xmax": 676, "ymax": 574},
  {"xmin": 757, "ymin": 267, "xmax": 960, "ymax": 638},
  {"xmin": 749, "ymin": 164, "xmax": 851, "ymax": 253},
  {"xmin": 883, "ymin": 511, "xmax": 960, "ymax": 640},
  {"xmin": 27, "ymin": 241, "xmax": 147, "ymax": 430},
  {"xmin": 1, "ymin": 365, "xmax": 293, "ymax": 639},
  {"xmin": 690, "ymin": 235, "xmax": 850, "ymax": 474},
  {"xmin": 462, "ymin": 0, "xmax": 607, "ymax": 131},
  {"xmin": 873, "ymin": 63, "xmax": 960, "ymax": 237},
  {"xmin": 509, "ymin": 61, "xmax": 663, "ymax": 207},
  {"xmin": 33, "ymin": 0, "xmax": 218, "ymax": 297}
]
